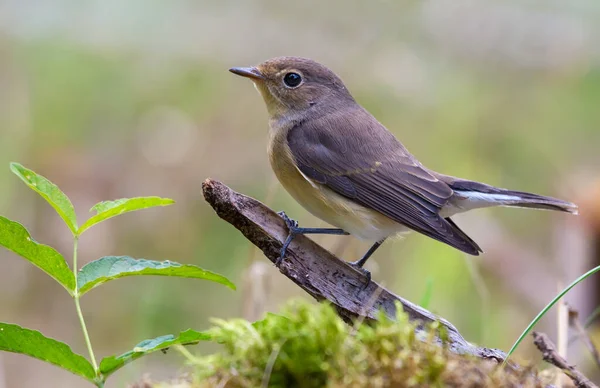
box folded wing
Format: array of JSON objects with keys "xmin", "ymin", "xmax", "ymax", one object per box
[{"xmin": 287, "ymin": 107, "xmax": 482, "ymax": 255}]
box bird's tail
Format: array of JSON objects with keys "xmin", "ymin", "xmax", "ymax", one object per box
[{"xmin": 445, "ymin": 178, "xmax": 578, "ymax": 215}]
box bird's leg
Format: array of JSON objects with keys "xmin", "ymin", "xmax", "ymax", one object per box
[
  {"xmin": 348, "ymin": 239, "xmax": 386, "ymax": 284},
  {"xmin": 276, "ymin": 211, "xmax": 349, "ymax": 266}
]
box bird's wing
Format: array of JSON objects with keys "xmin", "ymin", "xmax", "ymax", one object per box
[{"xmin": 286, "ymin": 107, "xmax": 482, "ymax": 255}]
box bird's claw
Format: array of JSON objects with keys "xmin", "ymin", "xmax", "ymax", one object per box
[
  {"xmin": 275, "ymin": 252, "xmax": 285, "ymax": 267},
  {"xmin": 276, "ymin": 211, "xmax": 371, "ymax": 291},
  {"xmin": 277, "ymin": 211, "xmax": 299, "ymax": 267},
  {"xmin": 277, "ymin": 211, "xmax": 299, "ymax": 231}
]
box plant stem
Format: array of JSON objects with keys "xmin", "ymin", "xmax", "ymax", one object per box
[
  {"xmin": 72, "ymin": 237, "xmax": 99, "ymax": 372},
  {"xmin": 75, "ymin": 296, "xmax": 98, "ymax": 370}
]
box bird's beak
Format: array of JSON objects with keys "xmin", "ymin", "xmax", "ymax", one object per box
[{"xmin": 229, "ymin": 66, "xmax": 264, "ymax": 80}]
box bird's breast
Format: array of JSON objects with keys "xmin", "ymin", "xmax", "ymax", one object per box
[{"xmin": 267, "ymin": 128, "xmax": 323, "ymax": 211}]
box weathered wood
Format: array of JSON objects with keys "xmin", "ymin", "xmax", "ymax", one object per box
[
  {"xmin": 533, "ymin": 331, "xmax": 597, "ymax": 388},
  {"xmin": 202, "ymin": 178, "xmax": 507, "ymax": 362}
]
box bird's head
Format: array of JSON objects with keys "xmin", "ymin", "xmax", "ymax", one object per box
[{"xmin": 230, "ymin": 56, "xmax": 353, "ymax": 119}]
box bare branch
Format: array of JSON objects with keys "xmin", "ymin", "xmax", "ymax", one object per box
[
  {"xmin": 202, "ymin": 178, "xmax": 506, "ymax": 362},
  {"xmin": 533, "ymin": 331, "xmax": 597, "ymax": 388}
]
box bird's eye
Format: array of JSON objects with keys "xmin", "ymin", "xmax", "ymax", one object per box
[{"xmin": 283, "ymin": 72, "xmax": 302, "ymax": 88}]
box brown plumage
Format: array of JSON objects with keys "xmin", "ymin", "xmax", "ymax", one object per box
[{"xmin": 230, "ymin": 56, "xmax": 578, "ymax": 261}]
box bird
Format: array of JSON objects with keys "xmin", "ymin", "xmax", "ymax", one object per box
[{"xmin": 229, "ymin": 56, "xmax": 578, "ymax": 281}]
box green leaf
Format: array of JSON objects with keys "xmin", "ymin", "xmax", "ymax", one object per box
[
  {"xmin": 77, "ymin": 197, "xmax": 175, "ymax": 235},
  {"xmin": 0, "ymin": 322, "xmax": 96, "ymax": 381},
  {"xmin": 10, "ymin": 162, "xmax": 78, "ymax": 235},
  {"xmin": 77, "ymin": 256, "xmax": 236, "ymax": 295},
  {"xmin": 99, "ymin": 329, "xmax": 210, "ymax": 377},
  {"xmin": 0, "ymin": 216, "xmax": 75, "ymax": 293}
]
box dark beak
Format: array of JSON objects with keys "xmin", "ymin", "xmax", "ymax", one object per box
[{"xmin": 229, "ymin": 66, "xmax": 264, "ymax": 80}]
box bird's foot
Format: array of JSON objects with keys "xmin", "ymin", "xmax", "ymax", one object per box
[
  {"xmin": 277, "ymin": 211, "xmax": 299, "ymax": 231},
  {"xmin": 276, "ymin": 211, "xmax": 299, "ymax": 267},
  {"xmin": 348, "ymin": 260, "xmax": 372, "ymax": 289}
]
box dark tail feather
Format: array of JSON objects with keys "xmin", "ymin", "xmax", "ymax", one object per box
[
  {"xmin": 448, "ymin": 179, "xmax": 579, "ymax": 215},
  {"xmin": 445, "ymin": 217, "xmax": 483, "ymax": 255}
]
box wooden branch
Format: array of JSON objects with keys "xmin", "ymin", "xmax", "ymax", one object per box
[
  {"xmin": 202, "ymin": 178, "xmax": 507, "ymax": 362},
  {"xmin": 533, "ymin": 331, "xmax": 597, "ymax": 388}
]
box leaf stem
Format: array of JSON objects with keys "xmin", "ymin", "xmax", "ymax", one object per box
[{"xmin": 72, "ymin": 237, "xmax": 99, "ymax": 373}]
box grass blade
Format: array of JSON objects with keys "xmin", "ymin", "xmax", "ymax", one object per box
[
  {"xmin": 584, "ymin": 305, "xmax": 600, "ymax": 329},
  {"xmin": 419, "ymin": 277, "xmax": 434, "ymax": 309},
  {"xmin": 503, "ymin": 265, "xmax": 600, "ymax": 365}
]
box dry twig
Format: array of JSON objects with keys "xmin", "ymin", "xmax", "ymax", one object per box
[
  {"xmin": 202, "ymin": 178, "xmax": 506, "ymax": 362},
  {"xmin": 533, "ymin": 331, "xmax": 597, "ymax": 388},
  {"xmin": 569, "ymin": 304, "xmax": 600, "ymax": 369}
]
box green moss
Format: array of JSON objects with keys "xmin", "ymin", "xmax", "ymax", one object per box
[{"xmin": 136, "ymin": 300, "xmax": 546, "ymax": 388}]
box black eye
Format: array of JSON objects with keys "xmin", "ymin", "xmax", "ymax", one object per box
[{"xmin": 283, "ymin": 72, "xmax": 302, "ymax": 88}]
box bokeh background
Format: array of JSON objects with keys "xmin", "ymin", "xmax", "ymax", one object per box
[{"xmin": 1, "ymin": 0, "xmax": 600, "ymax": 386}]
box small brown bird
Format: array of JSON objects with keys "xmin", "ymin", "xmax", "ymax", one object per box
[{"xmin": 230, "ymin": 57, "xmax": 577, "ymax": 279}]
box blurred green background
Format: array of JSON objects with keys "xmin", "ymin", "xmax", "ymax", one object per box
[{"xmin": 1, "ymin": 0, "xmax": 599, "ymax": 386}]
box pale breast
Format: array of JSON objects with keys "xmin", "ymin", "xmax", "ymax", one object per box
[{"xmin": 267, "ymin": 127, "xmax": 405, "ymax": 241}]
